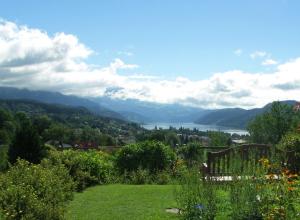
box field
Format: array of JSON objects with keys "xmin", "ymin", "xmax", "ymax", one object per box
[{"xmin": 66, "ymin": 184, "xmax": 179, "ymax": 220}]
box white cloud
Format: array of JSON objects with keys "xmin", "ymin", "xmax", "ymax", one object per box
[
  {"xmin": 262, "ymin": 59, "xmax": 278, "ymax": 66},
  {"xmin": 250, "ymin": 51, "xmax": 267, "ymax": 59},
  {"xmin": 234, "ymin": 49, "xmax": 242, "ymax": 56},
  {"xmin": 0, "ymin": 20, "xmax": 300, "ymax": 109}
]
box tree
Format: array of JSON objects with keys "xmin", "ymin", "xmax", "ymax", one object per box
[
  {"xmin": 208, "ymin": 131, "xmax": 230, "ymax": 147},
  {"xmin": 32, "ymin": 115, "xmax": 52, "ymax": 136},
  {"xmin": 165, "ymin": 131, "xmax": 180, "ymax": 148},
  {"xmin": 0, "ymin": 108, "xmax": 16, "ymax": 144},
  {"xmin": 43, "ymin": 123, "xmax": 70, "ymax": 144},
  {"xmin": 9, "ymin": 113, "xmax": 46, "ymax": 164},
  {"xmin": 179, "ymin": 142, "xmax": 204, "ymax": 166},
  {"xmin": 247, "ymin": 102, "xmax": 299, "ymax": 144}
]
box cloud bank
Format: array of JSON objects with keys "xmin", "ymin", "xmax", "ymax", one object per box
[{"xmin": 0, "ymin": 20, "xmax": 299, "ymax": 109}]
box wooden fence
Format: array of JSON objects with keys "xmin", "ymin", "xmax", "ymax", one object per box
[
  {"xmin": 203, "ymin": 144, "xmax": 272, "ymax": 176},
  {"xmin": 202, "ymin": 144, "xmax": 298, "ymax": 177}
]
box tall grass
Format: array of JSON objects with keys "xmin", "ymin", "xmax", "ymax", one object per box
[
  {"xmin": 175, "ymin": 149, "xmax": 299, "ymax": 219},
  {"xmin": 175, "ymin": 168, "xmax": 217, "ymax": 220}
]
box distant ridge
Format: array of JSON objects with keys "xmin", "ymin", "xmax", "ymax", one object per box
[
  {"xmin": 0, "ymin": 99, "xmax": 141, "ymax": 137},
  {"xmin": 92, "ymin": 97, "xmax": 209, "ymax": 123},
  {"xmin": 195, "ymin": 100, "xmax": 297, "ymax": 129},
  {"xmin": 0, "ymin": 87, "xmax": 296, "ymax": 129},
  {"xmin": 0, "ymin": 87, "xmax": 124, "ymax": 120}
]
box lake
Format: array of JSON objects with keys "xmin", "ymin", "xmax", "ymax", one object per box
[{"xmin": 142, "ymin": 122, "xmax": 248, "ymax": 135}]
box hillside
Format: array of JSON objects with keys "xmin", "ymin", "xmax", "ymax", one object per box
[
  {"xmin": 0, "ymin": 87, "xmax": 123, "ymax": 120},
  {"xmin": 0, "ymin": 99, "xmax": 141, "ymax": 138},
  {"xmin": 92, "ymin": 97, "xmax": 209, "ymax": 123},
  {"xmin": 195, "ymin": 100, "xmax": 297, "ymax": 129}
]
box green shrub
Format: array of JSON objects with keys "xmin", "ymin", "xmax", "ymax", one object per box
[
  {"xmin": 118, "ymin": 168, "xmax": 172, "ymax": 185},
  {"xmin": 0, "ymin": 145, "xmax": 8, "ymax": 171},
  {"xmin": 116, "ymin": 141, "xmax": 176, "ymax": 174},
  {"xmin": 0, "ymin": 159, "xmax": 74, "ymax": 220},
  {"xmin": 129, "ymin": 167, "xmax": 151, "ymax": 184},
  {"xmin": 277, "ymin": 132, "xmax": 300, "ymax": 172},
  {"xmin": 155, "ymin": 170, "xmax": 172, "ymax": 185},
  {"xmin": 176, "ymin": 169, "xmax": 217, "ymax": 220},
  {"xmin": 228, "ymin": 178, "xmax": 262, "ymax": 219},
  {"xmin": 178, "ymin": 142, "xmax": 204, "ymax": 167},
  {"xmin": 47, "ymin": 149, "xmax": 113, "ymax": 191}
]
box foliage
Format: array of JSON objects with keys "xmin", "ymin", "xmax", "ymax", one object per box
[
  {"xmin": 0, "ymin": 108, "xmax": 16, "ymax": 145},
  {"xmin": 227, "ymin": 157, "xmax": 300, "ymax": 219},
  {"xmin": 47, "ymin": 149, "xmax": 113, "ymax": 191},
  {"xmin": 43, "ymin": 123, "xmax": 71, "ymax": 144},
  {"xmin": 137, "ymin": 130, "xmax": 180, "ymax": 148},
  {"xmin": 115, "ymin": 141, "xmax": 176, "ymax": 174},
  {"xmin": 0, "ymin": 159, "xmax": 74, "ymax": 220},
  {"xmin": 177, "ymin": 155, "xmax": 300, "ymax": 220},
  {"xmin": 0, "ymin": 145, "xmax": 8, "ymax": 171},
  {"xmin": 248, "ymin": 102, "xmax": 299, "ymax": 144},
  {"xmin": 0, "ymin": 99, "xmax": 141, "ymax": 144},
  {"xmin": 277, "ymin": 132, "xmax": 300, "ymax": 172},
  {"xmin": 32, "ymin": 115, "xmax": 52, "ymax": 136},
  {"xmin": 128, "ymin": 167, "xmax": 151, "ymax": 184},
  {"xmin": 207, "ymin": 131, "xmax": 231, "ymax": 147},
  {"xmin": 8, "ymin": 113, "xmax": 46, "ymax": 164},
  {"xmin": 229, "ymin": 177, "xmax": 262, "ymax": 219},
  {"xmin": 255, "ymin": 159, "xmax": 300, "ymax": 220},
  {"xmin": 119, "ymin": 168, "xmax": 173, "ymax": 185},
  {"xmin": 176, "ymin": 169, "xmax": 217, "ymax": 220},
  {"xmin": 178, "ymin": 142, "xmax": 204, "ymax": 167}
]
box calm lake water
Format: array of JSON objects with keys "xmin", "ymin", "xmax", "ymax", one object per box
[{"xmin": 142, "ymin": 122, "xmax": 248, "ymax": 135}]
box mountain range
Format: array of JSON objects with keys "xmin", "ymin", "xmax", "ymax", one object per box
[
  {"xmin": 195, "ymin": 100, "xmax": 297, "ymax": 128},
  {"xmin": 91, "ymin": 97, "xmax": 208, "ymax": 123},
  {"xmin": 0, "ymin": 87, "xmax": 124, "ymax": 120},
  {"xmin": 0, "ymin": 87, "xmax": 296, "ymax": 129}
]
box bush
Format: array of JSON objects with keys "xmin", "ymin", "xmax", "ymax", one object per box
[
  {"xmin": 47, "ymin": 149, "xmax": 113, "ymax": 191},
  {"xmin": 116, "ymin": 141, "xmax": 176, "ymax": 174},
  {"xmin": 176, "ymin": 154, "xmax": 300, "ymax": 219},
  {"xmin": 178, "ymin": 142, "xmax": 204, "ymax": 167},
  {"xmin": 129, "ymin": 167, "xmax": 151, "ymax": 184},
  {"xmin": 176, "ymin": 169, "xmax": 217, "ymax": 220},
  {"xmin": 118, "ymin": 168, "xmax": 172, "ymax": 185},
  {"xmin": 252, "ymin": 159, "xmax": 299, "ymax": 220},
  {"xmin": 155, "ymin": 170, "xmax": 172, "ymax": 185},
  {"xmin": 277, "ymin": 132, "xmax": 300, "ymax": 172},
  {"xmin": 0, "ymin": 159, "xmax": 74, "ymax": 220}
]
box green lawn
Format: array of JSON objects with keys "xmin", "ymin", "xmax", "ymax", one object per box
[{"xmin": 66, "ymin": 184, "xmax": 179, "ymax": 220}]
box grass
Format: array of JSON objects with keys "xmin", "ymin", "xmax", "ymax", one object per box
[{"xmin": 66, "ymin": 184, "xmax": 179, "ymax": 220}]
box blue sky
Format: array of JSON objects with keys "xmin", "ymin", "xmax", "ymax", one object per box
[
  {"xmin": 1, "ymin": 0, "xmax": 299, "ymax": 79},
  {"xmin": 0, "ymin": 0, "xmax": 300, "ymax": 108}
]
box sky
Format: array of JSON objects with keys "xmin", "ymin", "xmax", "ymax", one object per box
[{"xmin": 0, "ymin": 0, "xmax": 300, "ymax": 109}]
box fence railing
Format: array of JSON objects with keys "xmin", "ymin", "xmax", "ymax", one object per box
[{"xmin": 204, "ymin": 144, "xmax": 272, "ymax": 176}]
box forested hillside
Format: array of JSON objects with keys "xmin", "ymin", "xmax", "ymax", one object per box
[
  {"xmin": 0, "ymin": 87, "xmax": 124, "ymax": 120},
  {"xmin": 0, "ymin": 99, "xmax": 142, "ymax": 146},
  {"xmin": 195, "ymin": 100, "xmax": 297, "ymax": 128}
]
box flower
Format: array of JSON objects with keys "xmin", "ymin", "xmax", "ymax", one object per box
[
  {"xmin": 288, "ymin": 187, "xmax": 295, "ymax": 191},
  {"xmin": 195, "ymin": 204, "xmax": 205, "ymax": 210},
  {"xmin": 256, "ymin": 195, "xmax": 261, "ymax": 201}
]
